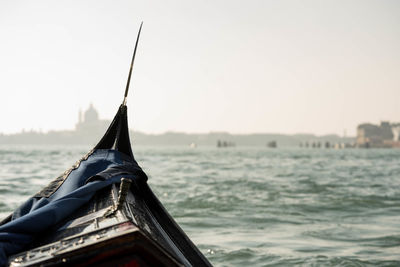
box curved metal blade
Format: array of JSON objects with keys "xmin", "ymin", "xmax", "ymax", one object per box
[{"xmin": 123, "ymin": 21, "xmax": 143, "ymax": 105}]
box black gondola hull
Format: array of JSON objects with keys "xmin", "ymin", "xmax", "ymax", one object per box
[{"xmin": 0, "ymin": 105, "xmax": 212, "ymax": 267}]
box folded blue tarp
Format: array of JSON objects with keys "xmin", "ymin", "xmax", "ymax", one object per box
[{"xmin": 0, "ymin": 149, "xmax": 146, "ymax": 266}]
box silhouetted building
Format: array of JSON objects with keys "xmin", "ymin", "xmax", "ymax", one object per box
[
  {"xmin": 357, "ymin": 121, "xmax": 400, "ymax": 148},
  {"xmin": 75, "ymin": 104, "xmax": 110, "ymax": 136}
]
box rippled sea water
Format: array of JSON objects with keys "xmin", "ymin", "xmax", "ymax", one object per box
[{"xmin": 1, "ymin": 145, "xmax": 399, "ymax": 266}]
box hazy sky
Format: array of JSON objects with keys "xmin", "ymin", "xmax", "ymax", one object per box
[{"xmin": 0, "ymin": 0, "xmax": 399, "ymax": 136}]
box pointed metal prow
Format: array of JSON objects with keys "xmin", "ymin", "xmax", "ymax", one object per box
[
  {"xmin": 123, "ymin": 21, "xmax": 143, "ymax": 106},
  {"xmin": 94, "ymin": 22, "xmax": 143, "ymax": 158}
]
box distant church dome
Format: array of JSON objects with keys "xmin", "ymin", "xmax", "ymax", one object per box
[{"xmin": 84, "ymin": 104, "xmax": 99, "ymax": 123}]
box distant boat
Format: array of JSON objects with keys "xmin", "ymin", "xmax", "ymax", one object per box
[
  {"xmin": 189, "ymin": 142, "xmax": 197, "ymax": 148},
  {"xmin": 267, "ymin": 141, "xmax": 277, "ymax": 148},
  {"xmin": 0, "ymin": 23, "xmax": 211, "ymax": 267}
]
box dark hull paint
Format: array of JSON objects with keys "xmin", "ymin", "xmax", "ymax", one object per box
[{"xmin": 8, "ymin": 176, "xmax": 211, "ymax": 266}]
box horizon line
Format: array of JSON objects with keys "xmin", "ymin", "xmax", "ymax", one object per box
[{"xmin": 0, "ymin": 128, "xmax": 355, "ymax": 138}]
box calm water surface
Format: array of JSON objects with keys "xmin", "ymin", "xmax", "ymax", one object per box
[{"xmin": 0, "ymin": 145, "xmax": 399, "ymax": 266}]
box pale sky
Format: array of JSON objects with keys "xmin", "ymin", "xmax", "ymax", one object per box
[{"xmin": 0, "ymin": 0, "xmax": 399, "ymax": 136}]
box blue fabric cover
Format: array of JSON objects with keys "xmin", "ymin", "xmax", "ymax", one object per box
[{"xmin": 0, "ymin": 149, "xmax": 146, "ymax": 266}]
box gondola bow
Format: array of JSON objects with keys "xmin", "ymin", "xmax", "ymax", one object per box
[{"xmin": 0, "ymin": 23, "xmax": 212, "ymax": 267}]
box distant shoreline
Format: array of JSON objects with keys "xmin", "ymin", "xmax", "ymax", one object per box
[{"xmin": 0, "ymin": 130, "xmax": 354, "ymax": 147}]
